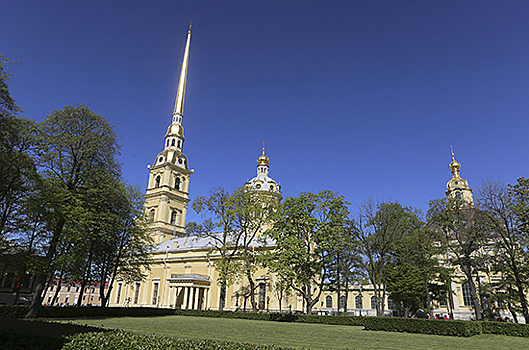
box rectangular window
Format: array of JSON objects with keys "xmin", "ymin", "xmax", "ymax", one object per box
[
  {"xmin": 259, "ymin": 283, "xmax": 266, "ymax": 310},
  {"xmin": 355, "ymin": 295, "xmax": 363, "ymax": 309},
  {"xmin": 152, "ymin": 282, "xmax": 159, "ymax": 305},
  {"xmin": 116, "ymin": 283, "xmax": 122, "ymax": 304},
  {"xmin": 134, "ymin": 282, "xmax": 141, "ymax": 304}
]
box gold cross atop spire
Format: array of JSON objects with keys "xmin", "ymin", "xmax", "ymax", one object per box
[{"xmin": 189, "ymin": 20, "xmax": 193, "ymax": 32}]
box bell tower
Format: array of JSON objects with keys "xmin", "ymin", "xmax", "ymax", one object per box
[{"xmin": 145, "ymin": 24, "xmax": 194, "ymax": 243}]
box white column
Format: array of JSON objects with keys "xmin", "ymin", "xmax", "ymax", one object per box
[
  {"xmin": 202, "ymin": 289, "xmax": 207, "ymax": 310},
  {"xmin": 451, "ymin": 281, "xmax": 460, "ymax": 311},
  {"xmin": 188, "ymin": 287, "xmax": 195, "ymax": 310},
  {"xmin": 194, "ymin": 287, "xmax": 199, "ymax": 309},
  {"xmin": 182, "ymin": 286, "xmax": 188, "ymax": 309}
]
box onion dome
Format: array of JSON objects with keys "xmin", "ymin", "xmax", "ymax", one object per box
[{"xmin": 257, "ymin": 148, "xmax": 269, "ymax": 165}]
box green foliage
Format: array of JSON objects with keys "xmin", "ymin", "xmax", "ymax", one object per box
[
  {"xmin": 265, "ymin": 190, "xmax": 350, "ymax": 314},
  {"xmin": 363, "ymin": 317, "xmax": 483, "ymax": 337},
  {"xmin": 0, "ymin": 317, "xmax": 105, "ymax": 350},
  {"xmin": 0, "ymin": 305, "xmax": 175, "ymax": 318},
  {"xmin": 173, "ymin": 308, "xmax": 529, "ymax": 338},
  {"xmin": 189, "ymin": 187, "xmax": 278, "ymax": 311},
  {"xmin": 64, "ymin": 331, "xmax": 307, "ymax": 350},
  {"xmin": 353, "ymin": 200, "xmax": 423, "ymax": 316}
]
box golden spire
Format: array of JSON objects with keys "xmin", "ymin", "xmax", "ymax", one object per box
[
  {"xmin": 257, "ymin": 141, "xmax": 270, "ymax": 165},
  {"xmin": 449, "ymin": 145, "xmax": 461, "ymax": 178},
  {"xmin": 172, "ymin": 22, "xmax": 192, "ymax": 124}
]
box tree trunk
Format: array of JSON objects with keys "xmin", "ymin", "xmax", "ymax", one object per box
[
  {"xmin": 512, "ymin": 264, "xmax": 529, "ymax": 323},
  {"xmin": 343, "ymin": 283, "xmax": 349, "ymax": 315},
  {"xmin": 246, "ymin": 270, "xmax": 257, "ymax": 313},
  {"xmin": 51, "ymin": 275, "xmax": 63, "ymax": 306},
  {"xmin": 219, "ymin": 284, "xmax": 226, "ymax": 312},
  {"xmin": 26, "ymin": 217, "xmax": 65, "ymax": 318},
  {"xmin": 462, "ymin": 265, "xmax": 482, "ymax": 320},
  {"xmin": 423, "ymin": 271, "xmax": 431, "ymax": 314}
]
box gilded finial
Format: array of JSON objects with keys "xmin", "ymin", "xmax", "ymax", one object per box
[
  {"xmin": 450, "ymin": 145, "xmax": 455, "ymax": 160},
  {"xmin": 262, "ymin": 141, "xmax": 266, "ymax": 154}
]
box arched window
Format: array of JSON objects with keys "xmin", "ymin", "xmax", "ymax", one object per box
[
  {"xmin": 171, "ymin": 139, "xmax": 175, "ymax": 147},
  {"xmin": 178, "ymin": 140, "xmax": 182, "ymax": 148},
  {"xmin": 455, "ymin": 191, "xmax": 462, "ymax": 200},
  {"xmin": 166, "ymin": 139, "xmax": 169, "ymax": 147},
  {"xmin": 355, "ymin": 295, "xmax": 363, "ymax": 309},
  {"xmin": 339, "ymin": 295, "xmax": 346, "ymax": 309},
  {"xmin": 155, "ymin": 175, "xmax": 161, "ymax": 188},
  {"xmin": 462, "ymin": 281, "xmax": 473, "ymax": 306},
  {"xmin": 175, "ymin": 177, "xmax": 180, "ymax": 190},
  {"xmin": 326, "ymin": 295, "xmax": 332, "ymax": 308},
  {"xmin": 371, "ymin": 296, "xmax": 377, "ymax": 310},
  {"xmin": 170, "ymin": 211, "xmax": 177, "ymax": 225},
  {"xmin": 149, "ymin": 209, "xmax": 155, "ymax": 222}
]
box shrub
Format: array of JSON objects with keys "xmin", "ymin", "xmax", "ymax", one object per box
[
  {"xmin": 0, "ymin": 305, "xmax": 175, "ymax": 319},
  {"xmin": 0, "ymin": 317, "xmax": 106, "ymax": 350},
  {"xmin": 363, "ymin": 317, "xmax": 483, "ymax": 337},
  {"xmin": 64, "ymin": 330, "xmax": 309, "ymax": 350},
  {"xmin": 480, "ymin": 320, "xmax": 529, "ymax": 337}
]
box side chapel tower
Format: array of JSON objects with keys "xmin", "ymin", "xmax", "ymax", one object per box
[
  {"xmin": 245, "ymin": 144, "xmax": 281, "ymax": 196},
  {"xmin": 445, "ymin": 147, "xmax": 473, "ymax": 206},
  {"xmin": 145, "ymin": 25, "xmax": 194, "ymax": 243}
]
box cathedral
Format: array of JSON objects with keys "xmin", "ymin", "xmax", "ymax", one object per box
[{"xmin": 108, "ymin": 26, "xmax": 511, "ymax": 320}]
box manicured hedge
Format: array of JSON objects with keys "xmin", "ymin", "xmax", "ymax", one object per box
[
  {"xmin": 480, "ymin": 320, "xmax": 529, "ymax": 337},
  {"xmin": 363, "ymin": 317, "xmax": 483, "ymax": 337},
  {"xmin": 173, "ymin": 309, "xmax": 529, "ymax": 338},
  {"xmin": 0, "ymin": 305, "xmax": 175, "ymax": 319},
  {"xmin": 174, "ymin": 309, "xmax": 370, "ymax": 326},
  {"xmin": 63, "ymin": 331, "xmax": 308, "ymax": 350},
  {"xmin": 0, "ymin": 317, "xmax": 105, "ymax": 350}
]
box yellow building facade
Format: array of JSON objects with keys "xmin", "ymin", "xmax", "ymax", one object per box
[{"xmin": 110, "ymin": 27, "xmax": 515, "ymax": 320}]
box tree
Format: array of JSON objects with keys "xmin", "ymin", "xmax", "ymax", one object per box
[
  {"xmin": 187, "ymin": 187, "xmax": 242, "ymax": 312},
  {"xmin": 265, "ymin": 190, "xmax": 349, "ymax": 314},
  {"xmin": 229, "ymin": 187, "xmax": 278, "ymax": 312},
  {"xmin": 353, "ymin": 200, "xmax": 420, "ymax": 317},
  {"xmin": 93, "ymin": 183, "xmax": 154, "ymax": 307},
  {"xmin": 188, "ymin": 186, "xmax": 277, "ymax": 312},
  {"xmin": 26, "ymin": 104, "xmax": 123, "ymax": 318},
  {"xmin": 428, "ymin": 198, "xmax": 490, "ymax": 321},
  {"xmin": 476, "ymin": 178, "xmax": 529, "ymax": 323},
  {"xmin": 0, "ymin": 55, "xmax": 39, "ymax": 240},
  {"xmin": 326, "ymin": 219, "xmax": 363, "ymax": 314}
]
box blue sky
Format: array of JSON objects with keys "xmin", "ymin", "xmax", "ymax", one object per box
[{"xmin": 2, "ymin": 1, "xmax": 529, "ymax": 222}]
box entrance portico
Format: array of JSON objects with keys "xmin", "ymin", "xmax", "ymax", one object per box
[{"xmin": 168, "ymin": 274, "xmax": 211, "ymax": 310}]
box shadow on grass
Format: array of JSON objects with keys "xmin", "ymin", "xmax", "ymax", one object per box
[{"xmin": 0, "ymin": 317, "xmax": 109, "ymax": 350}]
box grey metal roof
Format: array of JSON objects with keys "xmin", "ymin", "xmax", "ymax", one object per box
[{"xmin": 153, "ymin": 233, "xmax": 276, "ymax": 253}]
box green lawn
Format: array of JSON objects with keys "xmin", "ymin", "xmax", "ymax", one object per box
[{"xmin": 60, "ymin": 315, "xmax": 529, "ymax": 350}]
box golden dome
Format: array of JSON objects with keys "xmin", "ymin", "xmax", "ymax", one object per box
[
  {"xmin": 449, "ymin": 158, "xmax": 460, "ymax": 171},
  {"xmin": 257, "ymin": 147, "xmax": 269, "ymax": 165},
  {"xmin": 448, "ymin": 146, "xmax": 461, "ymax": 172},
  {"xmin": 166, "ymin": 124, "xmax": 184, "ymax": 137}
]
